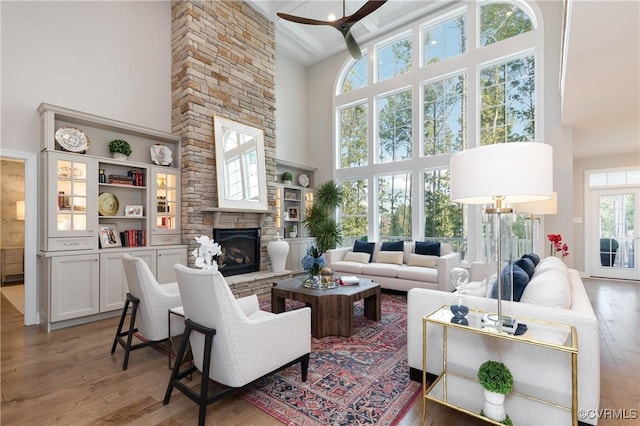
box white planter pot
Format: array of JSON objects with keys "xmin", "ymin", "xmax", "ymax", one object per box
[
  {"xmin": 268, "ymin": 234, "xmax": 289, "ymax": 272},
  {"xmin": 483, "ymin": 389, "xmax": 507, "ymax": 422},
  {"xmin": 112, "ymin": 152, "xmax": 128, "ymax": 160}
]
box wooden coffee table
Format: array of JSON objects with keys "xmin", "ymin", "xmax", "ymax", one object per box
[{"xmin": 271, "ymin": 277, "xmax": 381, "ymax": 338}]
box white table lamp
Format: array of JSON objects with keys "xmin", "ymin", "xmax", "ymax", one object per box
[{"xmin": 450, "ymin": 142, "xmax": 553, "ymax": 333}]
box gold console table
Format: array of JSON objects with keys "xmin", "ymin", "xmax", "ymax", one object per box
[{"xmin": 422, "ymin": 305, "xmax": 578, "ymax": 425}]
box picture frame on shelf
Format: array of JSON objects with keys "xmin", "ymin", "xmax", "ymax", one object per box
[
  {"xmin": 124, "ymin": 205, "xmax": 143, "ymax": 217},
  {"xmin": 99, "ymin": 223, "xmax": 122, "ymax": 248},
  {"xmin": 287, "ymin": 207, "xmax": 299, "ymax": 220}
]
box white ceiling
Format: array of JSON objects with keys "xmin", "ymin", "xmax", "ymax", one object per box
[{"xmin": 249, "ymin": 0, "xmax": 640, "ymax": 158}]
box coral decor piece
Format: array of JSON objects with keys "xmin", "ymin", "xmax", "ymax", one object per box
[
  {"xmin": 192, "ymin": 235, "xmax": 222, "ymax": 270},
  {"xmin": 547, "ymin": 233, "xmax": 570, "ymax": 258}
]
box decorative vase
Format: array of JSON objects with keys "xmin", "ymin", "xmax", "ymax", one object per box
[
  {"xmin": 267, "ymin": 232, "xmax": 289, "ymax": 272},
  {"xmin": 283, "ymin": 179, "xmax": 292, "ymax": 185},
  {"xmin": 482, "ymin": 389, "xmax": 507, "ymax": 422},
  {"xmin": 112, "ymin": 152, "xmax": 127, "ymax": 160},
  {"xmin": 303, "ymin": 274, "xmax": 322, "ymax": 289}
]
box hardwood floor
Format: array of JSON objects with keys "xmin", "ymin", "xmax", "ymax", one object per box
[{"xmin": 1, "ymin": 278, "xmax": 637, "ymax": 425}]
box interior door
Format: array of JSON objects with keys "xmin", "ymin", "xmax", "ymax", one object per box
[{"xmin": 590, "ymin": 187, "xmax": 639, "ymax": 280}]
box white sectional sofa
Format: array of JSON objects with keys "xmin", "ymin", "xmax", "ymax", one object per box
[
  {"xmin": 325, "ymin": 241, "xmax": 461, "ymax": 292},
  {"xmin": 407, "ymin": 256, "xmax": 600, "ymax": 425}
]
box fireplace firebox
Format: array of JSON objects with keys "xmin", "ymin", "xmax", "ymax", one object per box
[{"xmin": 212, "ymin": 228, "xmax": 261, "ymax": 276}]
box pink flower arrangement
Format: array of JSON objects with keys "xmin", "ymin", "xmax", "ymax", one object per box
[{"xmin": 548, "ymin": 233, "xmax": 570, "ymax": 258}]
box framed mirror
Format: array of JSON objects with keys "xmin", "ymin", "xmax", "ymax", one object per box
[{"xmin": 214, "ymin": 116, "xmax": 268, "ymax": 211}]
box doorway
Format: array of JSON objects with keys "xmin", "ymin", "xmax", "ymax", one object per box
[
  {"xmin": 0, "ymin": 159, "xmax": 26, "ymax": 315},
  {"xmin": 587, "ymin": 169, "xmax": 640, "ymax": 280}
]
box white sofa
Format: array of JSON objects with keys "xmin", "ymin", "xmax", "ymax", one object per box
[
  {"xmin": 407, "ymin": 256, "xmax": 600, "ymax": 425},
  {"xmin": 325, "ymin": 242, "xmax": 461, "ymax": 292}
]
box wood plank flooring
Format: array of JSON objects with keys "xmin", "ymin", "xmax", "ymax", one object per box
[{"xmin": 1, "ymin": 278, "xmax": 637, "ymax": 425}]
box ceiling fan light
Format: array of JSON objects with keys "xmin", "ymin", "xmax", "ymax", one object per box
[{"xmin": 328, "ymin": 13, "xmax": 337, "ymax": 21}]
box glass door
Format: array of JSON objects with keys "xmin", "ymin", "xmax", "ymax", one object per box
[
  {"xmin": 590, "ymin": 187, "xmax": 639, "ymax": 280},
  {"xmin": 48, "ymin": 152, "xmax": 97, "ymax": 238}
]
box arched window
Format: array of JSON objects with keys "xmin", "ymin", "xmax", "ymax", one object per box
[
  {"xmin": 333, "ymin": 1, "xmax": 541, "ymax": 260},
  {"xmin": 340, "ymin": 55, "xmax": 367, "ymax": 94},
  {"xmin": 480, "ymin": 1, "xmax": 534, "ymax": 46}
]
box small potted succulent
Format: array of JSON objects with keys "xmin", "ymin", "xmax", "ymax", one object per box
[
  {"xmin": 281, "ymin": 171, "xmax": 293, "ymax": 184},
  {"xmin": 477, "ymin": 360, "xmax": 513, "ymax": 425},
  {"xmin": 109, "ymin": 139, "xmax": 132, "ymax": 160}
]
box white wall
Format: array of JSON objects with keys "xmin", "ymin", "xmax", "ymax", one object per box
[
  {"xmin": 1, "ymin": 1, "xmax": 173, "ymax": 155},
  {"xmin": 275, "ymin": 51, "xmax": 309, "ymax": 166}
]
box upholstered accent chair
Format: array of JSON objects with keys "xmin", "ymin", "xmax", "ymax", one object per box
[
  {"xmin": 164, "ymin": 264, "xmax": 311, "ymax": 426},
  {"xmin": 111, "ymin": 254, "xmax": 183, "ymax": 370}
]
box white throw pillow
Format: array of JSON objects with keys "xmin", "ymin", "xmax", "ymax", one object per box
[
  {"xmin": 520, "ymin": 269, "xmax": 571, "ymax": 309},
  {"xmin": 375, "ymin": 251, "xmax": 404, "ymax": 265},
  {"xmin": 407, "ymin": 253, "xmax": 438, "ymax": 268},
  {"xmin": 343, "ymin": 251, "xmax": 371, "ymax": 264},
  {"xmin": 533, "ymin": 256, "xmax": 569, "ymax": 278}
]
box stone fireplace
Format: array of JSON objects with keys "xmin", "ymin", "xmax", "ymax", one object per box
[{"xmin": 170, "ymin": 1, "xmax": 289, "ymax": 296}]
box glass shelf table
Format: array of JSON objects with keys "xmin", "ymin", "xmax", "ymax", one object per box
[{"xmin": 422, "ymin": 305, "xmax": 578, "ymax": 425}]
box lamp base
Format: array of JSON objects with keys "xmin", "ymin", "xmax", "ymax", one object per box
[{"xmin": 481, "ymin": 313, "xmax": 518, "ymax": 334}]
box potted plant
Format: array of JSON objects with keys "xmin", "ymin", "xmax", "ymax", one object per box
[
  {"xmin": 477, "ymin": 360, "xmax": 513, "ymax": 425},
  {"xmin": 109, "ymin": 139, "xmax": 132, "ymax": 160},
  {"xmin": 281, "ymin": 171, "xmax": 293, "ymax": 184},
  {"xmin": 303, "ymin": 180, "xmax": 343, "ymax": 254},
  {"xmin": 600, "ymin": 238, "xmax": 619, "ymax": 267},
  {"xmin": 288, "ymin": 224, "xmax": 298, "ymax": 238}
]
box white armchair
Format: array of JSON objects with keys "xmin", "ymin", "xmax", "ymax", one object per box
[
  {"xmin": 111, "ymin": 254, "xmax": 183, "ymax": 370},
  {"xmin": 164, "ymin": 264, "xmax": 311, "ymax": 426}
]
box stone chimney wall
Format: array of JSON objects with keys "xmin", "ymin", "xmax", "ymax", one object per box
[{"xmin": 171, "ymin": 0, "xmax": 277, "ymax": 270}]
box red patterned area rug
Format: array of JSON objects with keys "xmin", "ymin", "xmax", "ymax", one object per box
[{"xmin": 239, "ymin": 292, "xmax": 421, "ymax": 425}]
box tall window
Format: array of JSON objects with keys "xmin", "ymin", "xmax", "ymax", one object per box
[
  {"xmin": 378, "ymin": 173, "xmax": 412, "ymax": 240},
  {"xmin": 423, "ymin": 74, "xmax": 467, "ymax": 155},
  {"xmin": 338, "ymin": 102, "xmax": 368, "ymax": 168},
  {"xmin": 377, "ymin": 89, "xmax": 412, "ymax": 163},
  {"xmin": 335, "ymin": 1, "xmax": 540, "ymax": 257},
  {"xmin": 341, "ymin": 179, "xmax": 368, "ymax": 242},
  {"xmin": 480, "ymin": 55, "xmax": 535, "ymax": 145}
]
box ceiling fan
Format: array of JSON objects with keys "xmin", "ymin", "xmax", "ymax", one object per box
[{"xmin": 277, "ymin": 0, "xmax": 388, "ymax": 60}]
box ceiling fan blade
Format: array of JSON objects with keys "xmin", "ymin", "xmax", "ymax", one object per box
[
  {"xmin": 345, "ymin": 0, "xmax": 388, "ymax": 23},
  {"xmin": 343, "ymin": 30, "xmax": 362, "ymax": 60},
  {"xmin": 276, "ymin": 12, "xmax": 332, "ymax": 26}
]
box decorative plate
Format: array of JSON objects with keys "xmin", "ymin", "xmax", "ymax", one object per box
[
  {"xmin": 55, "ymin": 127, "xmax": 89, "ymax": 153},
  {"xmin": 98, "ymin": 192, "xmax": 119, "ymax": 216},
  {"xmin": 298, "ymin": 173, "xmax": 310, "ymax": 187},
  {"xmin": 150, "ymin": 144, "xmax": 173, "ymax": 166}
]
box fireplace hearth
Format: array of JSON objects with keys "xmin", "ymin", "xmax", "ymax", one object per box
[{"xmin": 213, "ymin": 228, "xmax": 261, "ymax": 276}]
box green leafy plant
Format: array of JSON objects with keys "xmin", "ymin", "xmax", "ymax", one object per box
[
  {"xmin": 281, "ymin": 171, "xmax": 293, "ymax": 182},
  {"xmin": 108, "ymin": 139, "xmax": 132, "ymax": 156},
  {"xmin": 477, "ymin": 361, "xmax": 513, "ymax": 394},
  {"xmin": 303, "ymin": 180, "xmax": 343, "ymax": 254}
]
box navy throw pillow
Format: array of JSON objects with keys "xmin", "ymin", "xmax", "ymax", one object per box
[
  {"xmin": 489, "ymin": 264, "xmax": 530, "ymax": 302},
  {"xmin": 353, "ymin": 240, "xmax": 376, "ymax": 262},
  {"xmin": 515, "ymin": 256, "xmax": 535, "ymax": 278},
  {"xmin": 522, "ymin": 252, "xmax": 541, "ymax": 266},
  {"xmin": 415, "ymin": 241, "xmax": 441, "ymax": 256},
  {"xmin": 381, "ymin": 241, "xmax": 404, "ymax": 251}
]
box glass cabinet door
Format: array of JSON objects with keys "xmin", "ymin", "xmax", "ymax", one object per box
[
  {"xmin": 152, "ymin": 167, "xmax": 180, "ymax": 234},
  {"xmin": 48, "ymin": 152, "xmax": 97, "ymax": 237}
]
